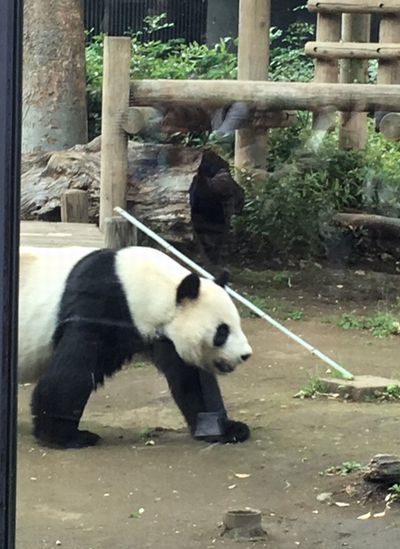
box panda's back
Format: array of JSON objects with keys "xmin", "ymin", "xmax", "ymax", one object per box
[
  {"xmin": 18, "ymin": 246, "xmax": 96, "ymax": 382},
  {"xmin": 18, "ymin": 245, "xmax": 184, "ymax": 382}
]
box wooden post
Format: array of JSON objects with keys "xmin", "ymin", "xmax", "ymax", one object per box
[
  {"xmin": 104, "ymin": 216, "xmax": 137, "ymax": 250},
  {"xmin": 99, "ymin": 36, "xmax": 131, "ymax": 230},
  {"xmin": 378, "ymin": 14, "xmax": 400, "ymax": 85},
  {"xmin": 312, "ymin": 12, "xmax": 341, "ymax": 130},
  {"xmin": 234, "ymin": 0, "xmax": 270, "ymax": 174},
  {"xmin": 60, "ymin": 189, "xmax": 89, "ymax": 223},
  {"xmin": 339, "ymin": 14, "xmax": 371, "ymax": 149}
]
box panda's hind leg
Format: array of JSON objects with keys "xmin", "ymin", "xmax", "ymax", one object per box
[{"xmin": 31, "ymin": 327, "xmax": 102, "ymax": 449}]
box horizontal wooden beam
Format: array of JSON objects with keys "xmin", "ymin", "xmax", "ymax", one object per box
[
  {"xmin": 308, "ymin": 0, "xmax": 400, "ymax": 13},
  {"xmin": 305, "ymin": 41, "xmax": 400, "ymax": 59},
  {"xmin": 130, "ymin": 80, "xmax": 400, "ymax": 112}
]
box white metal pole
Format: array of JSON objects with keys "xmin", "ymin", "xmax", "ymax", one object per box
[{"xmin": 115, "ymin": 207, "xmax": 354, "ymax": 380}]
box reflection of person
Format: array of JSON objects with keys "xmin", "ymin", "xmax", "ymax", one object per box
[{"xmin": 210, "ymin": 101, "xmax": 251, "ymax": 142}]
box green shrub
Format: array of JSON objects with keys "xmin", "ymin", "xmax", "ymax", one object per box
[
  {"xmin": 233, "ymin": 130, "xmax": 366, "ymax": 258},
  {"xmin": 337, "ymin": 312, "xmax": 400, "ymax": 338},
  {"xmin": 269, "ymin": 22, "xmax": 315, "ymax": 82},
  {"xmin": 233, "ymin": 123, "xmax": 400, "ymax": 260}
]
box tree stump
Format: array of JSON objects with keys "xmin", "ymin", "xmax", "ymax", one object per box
[
  {"xmin": 61, "ymin": 189, "xmax": 89, "ymax": 223},
  {"xmin": 363, "ymin": 454, "xmax": 400, "ymax": 485},
  {"xmin": 104, "ymin": 216, "xmax": 137, "ymax": 250}
]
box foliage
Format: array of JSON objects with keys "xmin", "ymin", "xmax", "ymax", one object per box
[
  {"xmin": 287, "ymin": 310, "xmax": 304, "ymax": 321},
  {"xmin": 234, "ymin": 131, "xmax": 362, "ymax": 258},
  {"xmin": 323, "ymin": 461, "xmax": 363, "ymax": 476},
  {"xmin": 269, "ymin": 22, "xmax": 315, "ymax": 82},
  {"xmin": 381, "ymin": 384, "xmax": 400, "ymax": 400},
  {"xmin": 85, "ymin": 34, "xmax": 104, "ymax": 138},
  {"xmin": 239, "ymin": 293, "xmax": 268, "ymax": 318},
  {"xmin": 293, "ymin": 377, "xmax": 329, "ymax": 399},
  {"xmin": 337, "ymin": 312, "xmax": 400, "ymax": 338},
  {"xmin": 358, "ymin": 129, "xmax": 400, "ymax": 218},
  {"xmin": 233, "ymin": 123, "xmax": 400, "ymax": 260},
  {"xmin": 272, "ymin": 271, "xmax": 292, "ymax": 287},
  {"xmin": 389, "ymin": 483, "xmax": 400, "ymax": 500}
]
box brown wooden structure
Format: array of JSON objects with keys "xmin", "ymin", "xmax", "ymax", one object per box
[
  {"xmin": 98, "ymin": 1, "xmax": 400, "ymax": 232},
  {"xmin": 305, "ymin": 0, "xmax": 400, "ymax": 148}
]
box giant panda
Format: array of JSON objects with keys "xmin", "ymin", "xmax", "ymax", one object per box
[{"xmin": 19, "ymin": 245, "xmax": 252, "ymax": 449}]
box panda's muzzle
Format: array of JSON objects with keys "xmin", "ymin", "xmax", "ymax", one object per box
[{"xmin": 213, "ymin": 360, "xmax": 235, "ymax": 374}]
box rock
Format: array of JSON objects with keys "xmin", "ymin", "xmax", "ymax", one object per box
[{"xmin": 320, "ymin": 376, "xmax": 400, "ymax": 401}]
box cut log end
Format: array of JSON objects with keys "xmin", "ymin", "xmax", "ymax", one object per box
[{"xmin": 379, "ymin": 112, "xmax": 400, "ymax": 140}]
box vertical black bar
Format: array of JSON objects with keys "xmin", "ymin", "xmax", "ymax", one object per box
[{"xmin": 0, "ymin": 0, "xmax": 23, "ymax": 547}]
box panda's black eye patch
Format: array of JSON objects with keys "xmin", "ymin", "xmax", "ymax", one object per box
[{"xmin": 213, "ymin": 323, "xmax": 230, "ymax": 347}]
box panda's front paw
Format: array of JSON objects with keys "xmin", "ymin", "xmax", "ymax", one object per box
[
  {"xmin": 63, "ymin": 429, "xmax": 101, "ymax": 449},
  {"xmin": 221, "ymin": 419, "xmax": 250, "ymax": 444}
]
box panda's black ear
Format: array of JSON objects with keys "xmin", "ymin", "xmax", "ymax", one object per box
[
  {"xmin": 214, "ymin": 269, "xmax": 230, "ymax": 288},
  {"xmin": 177, "ymin": 273, "xmax": 200, "ymax": 303}
]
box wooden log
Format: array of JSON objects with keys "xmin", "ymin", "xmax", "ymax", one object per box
[
  {"xmin": 308, "ymin": 0, "xmax": 400, "ymax": 13},
  {"xmin": 235, "ymin": 0, "xmax": 270, "ymax": 173},
  {"xmin": 129, "ymin": 80, "xmax": 400, "ymax": 112},
  {"xmin": 312, "ymin": 12, "xmax": 341, "ymax": 130},
  {"xmin": 60, "ymin": 189, "xmax": 89, "ymax": 223},
  {"xmin": 334, "ymin": 212, "xmax": 400, "ymax": 239},
  {"xmin": 339, "ymin": 14, "xmax": 370, "ymax": 150},
  {"xmin": 378, "ymin": 112, "xmax": 400, "ymax": 139},
  {"xmin": 378, "ymin": 15, "xmax": 400, "ymax": 86},
  {"xmin": 104, "ymin": 216, "xmax": 137, "ymax": 250},
  {"xmin": 305, "ymin": 41, "xmax": 400, "ymax": 59},
  {"xmin": 99, "ymin": 36, "xmax": 131, "ymax": 230},
  {"xmin": 120, "ymin": 107, "xmax": 163, "ymax": 135}
]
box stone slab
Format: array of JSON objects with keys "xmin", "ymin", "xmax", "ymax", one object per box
[{"xmin": 320, "ymin": 375, "xmax": 400, "ymax": 401}]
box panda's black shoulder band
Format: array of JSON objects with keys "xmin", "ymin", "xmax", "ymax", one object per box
[{"xmin": 56, "ymin": 315, "xmax": 134, "ymax": 330}]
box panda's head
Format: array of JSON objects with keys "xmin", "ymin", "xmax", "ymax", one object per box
[{"xmin": 164, "ymin": 271, "xmax": 252, "ymax": 375}]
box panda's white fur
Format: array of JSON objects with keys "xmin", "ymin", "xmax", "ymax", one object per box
[
  {"xmin": 19, "ymin": 246, "xmax": 97, "ymax": 382},
  {"xmin": 19, "ymin": 245, "xmax": 252, "ymax": 383}
]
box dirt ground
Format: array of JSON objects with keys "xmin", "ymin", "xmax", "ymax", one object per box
[{"xmin": 16, "ymin": 269, "xmax": 400, "ymax": 549}]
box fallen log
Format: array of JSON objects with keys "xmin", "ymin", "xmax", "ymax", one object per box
[
  {"xmin": 334, "ymin": 212, "xmax": 400, "ymax": 240},
  {"xmin": 20, "ymin": 139, "xmax": 244, "ymax": 258},
  {"xmin": 20, "ymin": 139, "xmax": 201, "ymax": 242}
]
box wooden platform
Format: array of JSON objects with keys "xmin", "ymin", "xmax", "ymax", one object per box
[{"xmin": 20, "ymin": 221, "xmax": 104, "ymax": 248}]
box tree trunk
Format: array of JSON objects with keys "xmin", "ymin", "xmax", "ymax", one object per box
[{"xmin": 22, "ymin": 0, "xmax": 88, "ymax": 153}]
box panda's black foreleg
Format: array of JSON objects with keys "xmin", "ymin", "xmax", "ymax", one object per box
[
  {"xmin": 31, "ymin": 328, "xmax": 101, "ymax": 449},
  {"xmin": 197, "ymin": 369, "xmax": 250, "ymax": 444},
  {"xmin": 152, "ymin": 338, "xmax": 250, "ymax": 443}
]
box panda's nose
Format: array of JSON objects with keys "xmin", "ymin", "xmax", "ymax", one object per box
[{"xmin": 241, "ymin": 353, "xmax": 251, "ymax": 362}]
